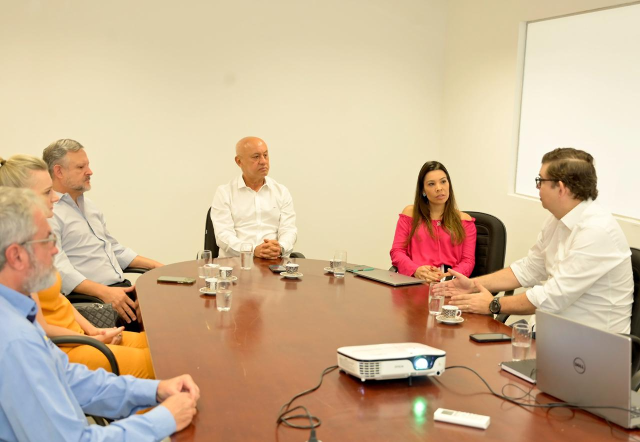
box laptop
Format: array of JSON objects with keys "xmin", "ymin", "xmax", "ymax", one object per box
[
  {"xmin": 534, "ymin": 310, "xmax": 640, "ymax": 429},
  {"xmin": 353, "ymin": 269, "xmax": 425, "ymax": 287}
]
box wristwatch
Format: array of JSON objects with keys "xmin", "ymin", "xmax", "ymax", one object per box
[
  {"xmin": 489, "ymin": 297, "xmax": 502, "ymax": 315},
  {"xmin": 280, "ymin": 246, "xmax": 285, "ymax": 257}
]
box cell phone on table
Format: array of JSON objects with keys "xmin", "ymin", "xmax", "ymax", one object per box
[
  {"xmin": 269, "ymin": 265, "xmax": 286, "ymax": 273},
  {"xmin": 157, "ymin": 276, "xmax": 196, "ymax": 284},
  {"xmin": 469, "ymin": 333, "xmax": 511, "ymax": 343}
]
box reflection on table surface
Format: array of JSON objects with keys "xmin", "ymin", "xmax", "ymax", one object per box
[{"xmin": 136, "ymin": 258, "xmax": 629, "ymax": 442}]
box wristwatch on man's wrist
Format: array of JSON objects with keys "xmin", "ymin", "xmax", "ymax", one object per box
[
  {"xmin": 280, "ymin": 246, "xmax": 285, "ymax": 257},
  {"xmin": 489, "ymin": 297, "xmax": 502, "ymax": 315}
]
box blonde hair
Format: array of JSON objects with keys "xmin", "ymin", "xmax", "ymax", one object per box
[{"xmin": 0, "ymin": 154, "xmax": 48, "ymax": 188}]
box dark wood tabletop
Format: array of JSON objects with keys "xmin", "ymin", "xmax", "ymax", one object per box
[{"xmin": 136, "ymin": 258, "xmax": 636, "ymax": 441}]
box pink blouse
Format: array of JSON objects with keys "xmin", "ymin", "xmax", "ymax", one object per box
[{"xmin": 390, "ymin": 214, "xmax": 477, "ymax": 277}]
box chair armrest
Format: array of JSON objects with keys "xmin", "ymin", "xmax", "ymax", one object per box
[
  {"xmin": 51, "ymin": 336, "xmax": 120, "ymax": 375},
  {"xmin": 123, "ymin": 267, "xmax": 148, "ymax": 274},
  {"xmin": 290, "ymin": 252, "xmax": 305, "ymax": 259},
  {"xmin": 66, "ymin": 293, "xmax": 104, "ymax": 304}
]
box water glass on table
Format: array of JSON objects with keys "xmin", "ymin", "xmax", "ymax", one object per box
[
  {"xmin": 512, "ymin": 323, "xmax": 532, "ymax": 361},
  {"xmin": 197, "ymin": 250, "xmax": 213, "ymax": 278},
  {"xmin": 216, "ymin": 279, "xmax": 232, "ymax": 312},
  {"xmin": 240, "ymin": 243, "xmax": 253, "ymax": 270},
  {"xmin": 428, "ymin": 282, "xmax": 444, "ymax": 316},
  {"xmin": 333, "ymin": 250, "xmax": 347, "ymax": 278}
]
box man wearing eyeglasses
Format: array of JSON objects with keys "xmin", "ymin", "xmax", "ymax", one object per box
[
  {"xmin": 436, "ymin": 147, "xmax": 633, "ymax": 333},
  {"xmin": 0, "ymin": 187, "xmax": 200, "ymax": 441}
]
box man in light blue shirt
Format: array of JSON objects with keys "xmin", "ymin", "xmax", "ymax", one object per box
[
  {"xmin": 0, "ymin": 187, "xmax": 200, "ymax": 441},
  {"xmin": 43, "ymin": 139, "xmax": 163, "ymax": 324}
]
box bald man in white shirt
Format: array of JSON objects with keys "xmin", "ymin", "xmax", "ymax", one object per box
[
  {"xmin": 211, "ymin": 137, "xmax": 297, "ymax": 259},
  {"xmin": 435, "ymin": 147, "xmax": 633, "ymax": 333}
]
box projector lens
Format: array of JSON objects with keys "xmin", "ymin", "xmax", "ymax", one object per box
[{"xmin": 413, "ymin": 357, "xmax": 429, "ymax": 370}]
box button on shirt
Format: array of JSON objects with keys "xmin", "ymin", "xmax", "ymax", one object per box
[
  {"xmin": 511, "ymin": 199, "xmax": 633, "ymax": 333},
  {"xmin": 49, "ymin": 192, "xmax": 138, "ymax": 295},
  {"xmin": 0, "ymin": 283, "xmax": 175, "ymax": 441},
  {"xmin": 211, "ymin": 175, "xmax": 297, "ymax": 257}
]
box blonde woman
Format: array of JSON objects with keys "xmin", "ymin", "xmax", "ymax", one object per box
[{"xmin": 0, "ymin": 154, "xmax": 154, "ymax": 378}]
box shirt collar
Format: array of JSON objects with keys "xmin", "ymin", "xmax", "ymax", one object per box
[
  {"xmin": 55, "ymin": 191, "xmax": 84, "ymax": 210},
  {"xmin": 560, "ymin": 199, "xmax": 592, "ymax": 230},
  {"xmin": 0, "ymin": 283, "xmax": 38, "ymax": 323},
  {"xmin": 236, "ymin": 175, "xmax": 271, "ymax": 191}
]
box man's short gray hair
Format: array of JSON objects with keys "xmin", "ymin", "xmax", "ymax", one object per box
[
  {"xmin": 0, "ymin": 187, "xmax": 45, "ymax": 271},
  {"xmin": 42, "ymin": 139, "xmax": 85, "ymax": 176}
]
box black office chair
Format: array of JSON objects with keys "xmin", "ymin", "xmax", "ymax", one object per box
[
  {"xmin": 51, "ymin": 336, "xmax": 119, "ymax": 426},
  {"xmin": 65, "ymin": 267, "xmax": 147, "ymax": 305},
  {"xmin": 205, "ymin": 207, "xmax": 305, "ymax": 259},
  {"xmin": 626, "ymin": 247, "xmax": 640, "ymax": 390}
]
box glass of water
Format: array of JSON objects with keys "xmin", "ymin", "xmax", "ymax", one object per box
[
  {"xmin": 197, "ymin": 250, "xmax": 213, "ymax": 278},
  {"xmin": 333, "ymin": 250, "xmax": 347, "ymax": 278},
  {"xmin": 512, "ymin": 323, "xmax": 532, "ymax": 361},
  {"xmin": 216, "ymin": 279, "xmax": 232, "ymax": 312},
  {"xmin": 428, "ymin": 282, "xmax": 444, "ymax": 315},
  {"xmin": 240, "ymin": 243, "xmax": 253, "ymax": 270}
]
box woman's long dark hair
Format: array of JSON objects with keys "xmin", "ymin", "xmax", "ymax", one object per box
[{"xmin": 406, "ymin": 161, "xmax": 465, "ymax": 246}]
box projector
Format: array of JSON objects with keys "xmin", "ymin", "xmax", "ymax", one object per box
[{"xmin": 337, "ymin": 343, "xmax": 446, "ymax": 382}]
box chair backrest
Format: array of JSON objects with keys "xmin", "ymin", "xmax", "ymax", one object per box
[
  {"xmin": 630, "ymin": 248, "xmax": 640, "ymax": 338},
  {"xmin": 464, "ymin": 211, "xmax": 507, "ymax": 278},
  {"xmin": 205, "ymin": 207, "xmax": 220, "ymax": 258}
]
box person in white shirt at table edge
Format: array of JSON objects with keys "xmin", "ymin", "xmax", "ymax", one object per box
[
  {"xmin": 211, "ymin": 137, "xmax": 297, "ymax": 259},
  {"xmin": 434, "ymin": 147, "xmax": 633, "ymax": 334},
  {"xmin": 43, "ymin": 139, "xmax": 163, "ymax": 325}
]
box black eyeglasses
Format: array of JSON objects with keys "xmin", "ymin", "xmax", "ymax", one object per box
[
  {"xmin": 535, "ymin": 176, "xmax": 559, "ymax": 189},
  {"xmin": 20, "ymin": 232, "xmax": 58, "ymax": 247}
]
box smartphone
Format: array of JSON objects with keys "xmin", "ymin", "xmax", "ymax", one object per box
[
  {"xmin": 157, "ymin": 276, "xmax": 196, "ymax": 284},
  {"xmin": 469, "ymin": 333, "xmax": 511, "ymax": 343},
  {"xmin": 269, "ymin": 265, "xmax": 286, "ymax": 273}
]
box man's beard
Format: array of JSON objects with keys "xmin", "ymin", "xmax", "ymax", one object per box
[{"xmin": 23, "ymin": 248, "xmax": 57, "ymax": 294}]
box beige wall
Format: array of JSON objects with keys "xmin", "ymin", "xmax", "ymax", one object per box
[
  {"xmin": 0, "ymin": 0, "xmax": 447, "ymax": 269},
  {"xmin": 439, "ymin": 0, "xmax": 640, "ymax": 268},
  {"xmin": 1, "ymin": 0, "xmax": 637, "ymax": 271}
]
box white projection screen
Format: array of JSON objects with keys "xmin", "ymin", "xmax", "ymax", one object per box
[{"xmin": 515, "ymin": 3, "xmax": 640, "ymax": 220}]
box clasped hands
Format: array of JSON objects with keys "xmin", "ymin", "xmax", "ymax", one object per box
[
  {"xmin": 254, "ymin": 239, "xmax": 282, "ymax": 259},
  {"xmin": 87, "ymin": 326, "xmax": 125, "ymax": 345},
  {"xmin": 414, "ymin": 265, "xmax": 446, "ymax": 283},
  {"xmin": 431, "ymin": 270, "xmax": 493, "ymax": 314},
  {"xmin": 157, "ymin": 374, "xmax": 201, "ymax": 432}
]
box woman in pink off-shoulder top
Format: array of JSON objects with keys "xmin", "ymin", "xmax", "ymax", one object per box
[{"xmin": 390, "ymin": 161, "xmax": 476, "ymax": 283}]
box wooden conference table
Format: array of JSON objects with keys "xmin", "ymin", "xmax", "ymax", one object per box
[{"xmin": 137, "ymin": 258, "xmax": 636, "ymax": 441}]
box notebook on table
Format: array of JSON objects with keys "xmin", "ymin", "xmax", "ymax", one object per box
[{"xmin": 353, "ymin": 269, "xmax": 425, "ymax": 287}]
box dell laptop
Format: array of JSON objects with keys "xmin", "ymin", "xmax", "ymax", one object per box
[{"xmin": 535, "ymin": 310, "xmax": 640, "ymax": 429}]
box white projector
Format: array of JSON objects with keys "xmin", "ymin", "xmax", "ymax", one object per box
[{"xmin": 337, "ymin": 343, "xmax": 446, "ymax": 382}]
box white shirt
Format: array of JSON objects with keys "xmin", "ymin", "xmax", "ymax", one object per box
[
  {"xmin": 49, "ymin": 192, "xmax": 138, "ymax": 295},
  {"xmin": 211, "ymin": 175, "xmax": 297, "ymax": 258},
  {"xmin": 511, "ymin": 199, "xmax": 633, "ymax": 333}
]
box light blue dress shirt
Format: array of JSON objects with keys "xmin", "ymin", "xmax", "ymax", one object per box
[
  {"xmin": 0, "ymin": 283, "xmax": 175, "ymax": 441},
  {"xmin": 49, "ymin": 192, "xmax": 138, "ymax": 295}
]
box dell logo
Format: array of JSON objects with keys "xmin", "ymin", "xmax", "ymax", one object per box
[{"xmin": 573, "ymin": 357, "xmax": 586, "ymax": 374}]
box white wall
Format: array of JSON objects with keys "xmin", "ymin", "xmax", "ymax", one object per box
[
  {"xmin": 0, "ymin": 0, "xmax": 447, "ymax": 269},
  {"xmin": 2, "ymin": 0, "xmax": 637, "ymax": 272},
  {"xmin": 439, "ymin": 0, "xmax": 640, "ymax": 269}
]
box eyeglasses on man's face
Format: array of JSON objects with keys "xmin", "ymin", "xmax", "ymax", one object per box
[
  {"xmin": 20, "ymin": 232, "xmax": 58, "ymax": 247},
  {"xmin": 535, "ymin": 176, "xmax": 559, "ymax": 189}
]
